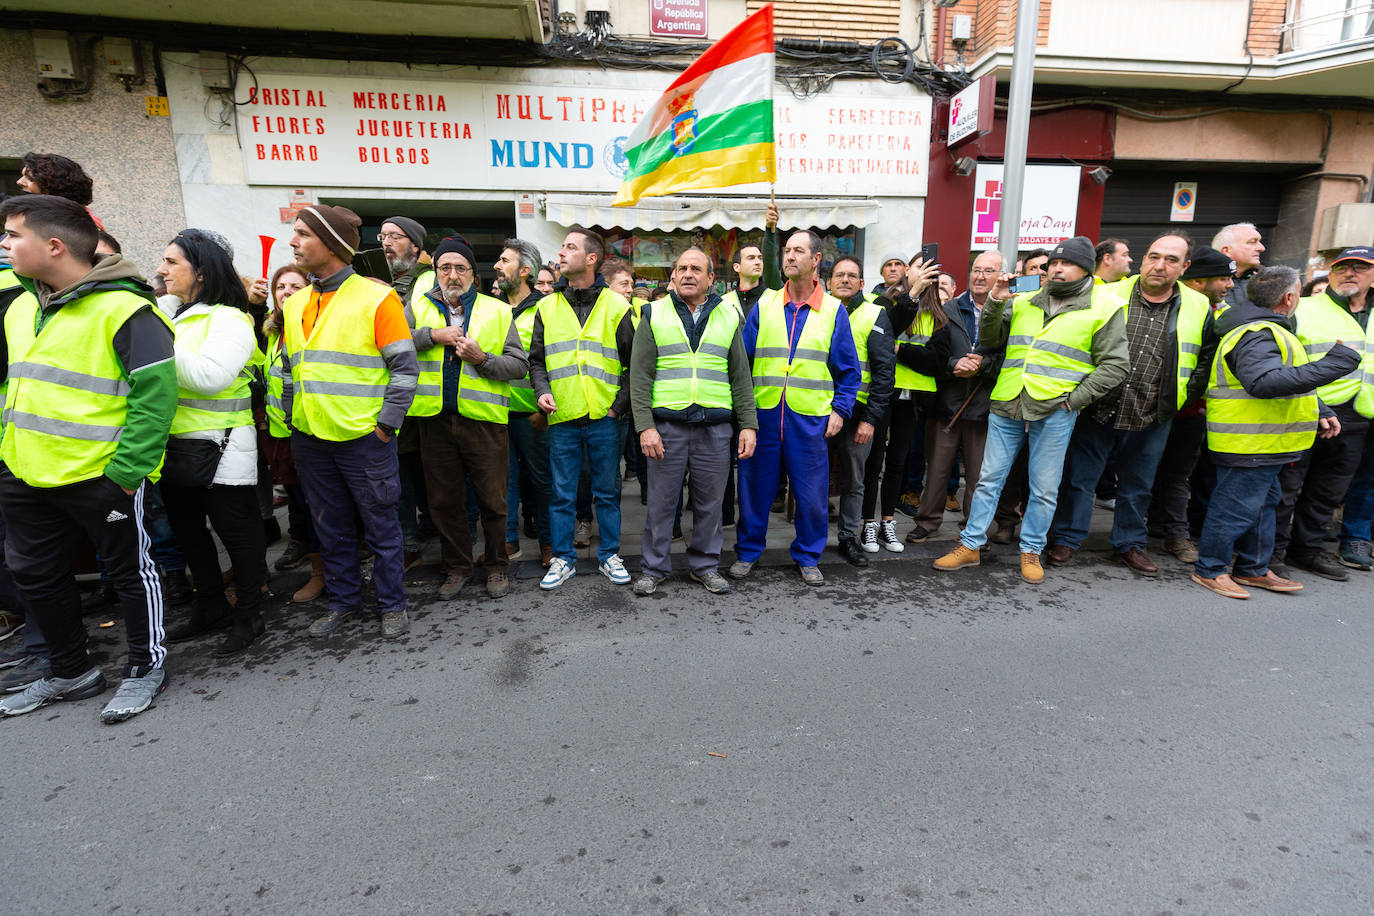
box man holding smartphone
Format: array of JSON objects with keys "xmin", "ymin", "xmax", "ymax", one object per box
[{"xmin": 933, "ymin": 237, "xmax": 1129, "ymax": 584}]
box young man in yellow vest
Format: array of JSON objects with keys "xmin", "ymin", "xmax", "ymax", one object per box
[
  {"xmin": 409, "ymin": 236, "xmax": 528, "ymax": 601},
  {"xmin": 530, "ymin": 228, "xmax": 636, "ymax": 590},
  {"xmin": 1048, "ymin": 233, "xmax": 1217, "ymax": 576},
  {"xmin": 0, "ymin": 195, "xmax": 178, "ymax": 722},
  {"xmin": 1271, "ymin": 246, "xmax": 1374, "ymax": 581},
  {"xmin": 733, "ymin": 229, "xmax": 862, "ymax": 586},
  {"xmin": 934, "ymin": 236, "xmax": 1130, "ymax": 584},
  {"xmin": 495, "ymin": 237, "xmax": 554, "ymax": 569},
  {"xmin": 826, "ymin": 257, "xmax": 895, "ymax": 567},
  {"xmin": 628, "ymin": 248, "xmax": 757, "ymax": 595},
  {"xmin": 281, "ymin": 205, "xmax": 419, "ymax": 640},
  {"xmin": 1193, "ymin": 266, "xmax": 1358, "ymax": 598}
]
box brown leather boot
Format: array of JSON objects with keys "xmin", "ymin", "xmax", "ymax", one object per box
[{"xmin": 292, "ymin": 553, "xmax": 326, "ymax": 603}]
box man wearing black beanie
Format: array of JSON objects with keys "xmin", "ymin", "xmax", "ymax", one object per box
[{"xmin": 933, "ymin": 236, "xmax": 1129, "ymax": 585}]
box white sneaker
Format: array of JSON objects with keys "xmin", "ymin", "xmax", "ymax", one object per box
[
  {"xmin": 540, "ymin": 557, "xmax": 575, "ymax": 590},
  {"xmin": 599, "ymin": 554, "xmax": 631, "ymax": 585},
  {"xmin": 860, "ymin": 521, "xmax": 880, "ymax": 553},
  {"xmin": 878, "ymin": 519, "xmax": 905, "ymax": 553}
]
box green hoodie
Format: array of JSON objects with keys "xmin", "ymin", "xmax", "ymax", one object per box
[{"xmin": 15, "ymin": 255, "xmax": 178, "ymax": 489}]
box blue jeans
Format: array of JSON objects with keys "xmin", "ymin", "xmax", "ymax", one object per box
[
  {"xmin": 549, "ymin": 417, "xmax": 623, "ymax": 564},
  {"xmin": 1051, "ymin": 415, "xmax": 1173, "ymax": 552},
  {"xmin": 961, "ymin": 409, "xmax": 1078, "ymax": 554},
  {"xmin": 507, "ymin": 415, "xmax": 552, "ymax": 546},
  {"xmin": 1339, "ymin": 425, "xmax": 1374, "ymax": 544},
  {"xmin": 1195, "ymin": 465, "xmax": 1283, "ymax": 579}
]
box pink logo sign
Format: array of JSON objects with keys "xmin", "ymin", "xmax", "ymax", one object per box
[{"xmin": 974, "ymin": 177, "xmax": 1002, "ymax": 235}]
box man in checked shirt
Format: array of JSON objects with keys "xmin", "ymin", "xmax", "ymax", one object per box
[{"xmin": 1047, "ymin": 232, "xmax": 1218, "ymax": 576}]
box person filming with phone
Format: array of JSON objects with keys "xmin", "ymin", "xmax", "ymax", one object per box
[{"xmin": 933, "ymin": 236, "xmax": 1129, "ymax": 584}]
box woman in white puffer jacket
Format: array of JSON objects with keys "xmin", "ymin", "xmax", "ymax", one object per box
[{"xmin": 155, "ymin": 229, "xmax": 268, "ymax": 656}]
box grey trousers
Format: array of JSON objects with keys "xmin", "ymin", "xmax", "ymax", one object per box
[
  {"xmin": 640, "ymin": 421, "xmax": 734, "ymax": 578},
  {"xmin": 831, "ymin": 415, "xmax": 875, "ymax": 540}
]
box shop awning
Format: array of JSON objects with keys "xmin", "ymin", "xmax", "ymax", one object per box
[{"xmin": 543, "ymin": 194, "xmax": 883, "ymax": 232}]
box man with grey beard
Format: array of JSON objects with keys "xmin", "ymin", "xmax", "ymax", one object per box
[
  {"xmin": 380, "ymin": 216, "xmax": 433, "ymax": 306},
  {"xmin": 495, "ymin": 238, "xmax": 554, "ymax": 568},
  {"xmin": 411, "ymin": 237, "xmax": 529, "ymax": 600}
]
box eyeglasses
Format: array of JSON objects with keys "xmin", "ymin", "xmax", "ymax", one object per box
[
  {"xmin": 377, "ymin": 232, "xmax": 409, "ymax": 242},
  {"xmin": 970, "ymin": 268, "xmax": 999, "ymax": 277},
  {"xmin": 436, "ymin": 263, "xmax": 473, "ymax": 275},
  {"xmin": 1331, "ymin": 262, "xmax": 1372, "ymax": 274}
]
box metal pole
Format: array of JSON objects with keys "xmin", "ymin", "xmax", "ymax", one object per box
[{"xmin": 998, "ymin": 0, "xmax": 1041, "ymax": 272}]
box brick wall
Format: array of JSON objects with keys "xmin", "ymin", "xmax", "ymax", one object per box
[
  {"xmin": 1248, "ymin": 0, "xmax": 1286, "ymax": 55},
  {"xmin": 934, "ymin": 1, "xmax": 1053, "ymax": 67},
  {"xmin": 747, "ymin": 0, "xmax": 902, "ymax": 42}
]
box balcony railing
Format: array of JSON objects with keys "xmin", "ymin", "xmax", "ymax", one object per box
[{"xmin": 1282, "ymin": 0, "xmax": 1374, "ymax": 52}]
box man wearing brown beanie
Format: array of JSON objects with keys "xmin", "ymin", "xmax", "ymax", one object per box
[{"xmin": 280, "ymin": 204, "xmax": 420, "ymax": 639}]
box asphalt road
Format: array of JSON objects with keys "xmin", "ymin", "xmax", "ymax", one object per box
[{"xmin": 5, "ymin": 535, "xmax": 1373, "ymax": 915}]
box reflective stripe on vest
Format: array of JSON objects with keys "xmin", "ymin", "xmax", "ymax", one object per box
[
  {"xmin": 170, "ymin": 307, "xmax": 258, "ymax": 434},
  {"xmin": 1206, "ymin": 321, "xmax": 1318, "ymax": 455},
  {"xmin": 989, "ymin": 286, "xmax": 1125, "ymax": 401},
  {"xmin": 847, "ymin": 299, "xmax": 885, "ymax": 404},
  {"xmin": 752, "ymin": 289, "xmax": 839, "ymax": 417},
  {"xmin": 510, "ymin": 305, "xmax": 539, "ymax": 414},
  {"xmin": 648, "ymin": 300, "xmax": 740, "ymax": 411},
  {"xmin": 894, "ymin": 310, "xmax": 937, "ymax": 393},
  {"xmin": 1295, "ymin": 290, "xmax": 1368, "ymax": 411},
  {"xmin": 537, "ymin": 287, "xmax": 631, "ymax": 424},
  {"xmin": 264, "ymin": 329, "xmax": 289, "ymax": 438},
  {"xmin": 452, "ymin": 293, "xmax": 513, "ymax": 423},
  {"xmin": 2, "ymin": 288, "xmax": 171, "ymax": 487},
  {"xmin": 282, "ymin": 274, "xmax": 396, "ymax": 441},
  {"xmin": 1104, "ymin": 277, "xmax": 1212, "ymax": 410},
  {"xmin": 405, "ymin": 290, "xmax": 445, "ymax": 418}
]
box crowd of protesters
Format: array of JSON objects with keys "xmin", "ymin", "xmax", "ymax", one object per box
[{"xmin": 0, "ymin": 151, "xmax": 1371, "ymax": 724}]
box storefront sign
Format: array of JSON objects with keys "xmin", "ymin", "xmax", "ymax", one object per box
[
  {"xmin": 650, "ymin": 0, "xmax": 708, "ymax": 38},
  {"xmin": 1170, "ymin": 181, "xmax": 1197, "ymax": 222},
  {"xmin": 234, "ymin": 73, "xmax": 931, "ymax": 197},
  {"xmin": 947, "ymin": 75, "xmax": 992, "ymax": 148},
  {"xmin": 970, "ymin": 163, "xmax": 1080, "ymax": 250}
]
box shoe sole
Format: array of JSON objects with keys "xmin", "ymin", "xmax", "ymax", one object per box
[
  {"xmin": 1338, "ymin": 558, "xmax": 1372, "ymax": 570},
  {"xmin": 1190, "ymin": 573, "xmax": 1249, "ymax": 599},
  {"xmin": 1233, "ymin": 577, "xmax": 1303, "ymax": 593},
  {"xmin": 1021, "ymin": 572, "xmax": 1044, "ymax": 584},
  {"xmin": 540, "ymin": 572, "xmax": 575, "ymax": 590},
  {"xmin": 880, "ymin": 543, "xmax": 905, "ymax": 553}
]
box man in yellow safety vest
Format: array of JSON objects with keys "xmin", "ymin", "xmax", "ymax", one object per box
[
  {"xmin": 281, "ymin": 205, "xmax": 419, "ymax": 640},
  {"xmin": 1192, "ymin": 266, "xmax": 1359, "ymax": 599}
]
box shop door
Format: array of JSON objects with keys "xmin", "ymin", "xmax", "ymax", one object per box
[{"xmin": 1099, "ymin": 168, "xmax": 1283, "ymax": 266}]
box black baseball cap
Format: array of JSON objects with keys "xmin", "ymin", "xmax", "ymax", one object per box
[{"xmin": 1181, "ymin": 246, "xmax": 1236, "ymax": 280}]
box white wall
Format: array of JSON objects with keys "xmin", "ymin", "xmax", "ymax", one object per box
[{"xmin": 1048, "ymin": 0, "xmax": 1250, "ymax": 61}]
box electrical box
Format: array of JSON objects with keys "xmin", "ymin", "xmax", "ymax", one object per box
[
  {"xmin": 951, "ymin": 15, "xmax": 973, "ymax": 42},
  {"xmin": 1317, "ymin": 203, "xmax": 1374, "ymax": 253},
  {"xmin": 32, "ymin": 31, "xmax": 74, "ymax": 79},
  {"xmin": 104, "ymin": 37, "xmax": 138, "ymax": 76},
  {"xmin": 198, "ymin": 51, "xmax": 231, "ymax": 89}
]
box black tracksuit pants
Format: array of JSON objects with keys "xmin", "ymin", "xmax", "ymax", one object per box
[{"xmin": 0, "ymin": 465, "xmax": 165, "ymax": 679}]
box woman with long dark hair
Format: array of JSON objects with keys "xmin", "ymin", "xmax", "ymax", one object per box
[
  {"xmin": 858, "ymin": 258, "xmax": 944, "ymax": 552},
  {"xmin": 156, "ymin": 230, "xmax": 269, "ymax": 655},
  {"xmin": 261, "ymin": 264, "xmax": 325, "ymax": 603}
]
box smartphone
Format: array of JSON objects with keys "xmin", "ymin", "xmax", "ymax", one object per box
[
  {"xmin": 920, "ymin": 242, "xmax": 939, "ymax": 264},
  {"xmin": 1010, "ymin": 274, "xmax": 1041, "ymax": 294}
]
